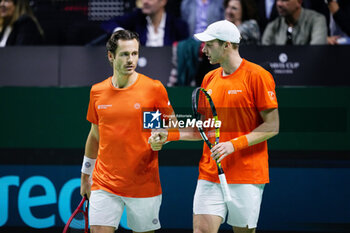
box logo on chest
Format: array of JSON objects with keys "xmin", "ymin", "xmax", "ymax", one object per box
[
  {"xmin": 134, "ymin": 103, "xmax": 141, "ymax": 109},
  {"xmin": 97, "ymin": 104, "xmax": 112, "ymax": 109},
  {"xmin": 228, "ymin": 90, "xmax": 242, "ymax": 95}
]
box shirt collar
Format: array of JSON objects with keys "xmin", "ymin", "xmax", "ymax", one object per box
[{"xmin": 146, "ymin": 12, "xmax": 167, "ymax": 30}]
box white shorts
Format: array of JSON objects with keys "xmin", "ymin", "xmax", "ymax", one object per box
[
  {"xmin": 193, "ymin": 179, "xmax": 265, "ymax": 228},
  {"xmin": 89, "ymin": 189, "xmax": 162, "ymax": 232}
]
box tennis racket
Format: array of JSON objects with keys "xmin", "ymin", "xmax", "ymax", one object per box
[
  {"xmin": 62, "ymin": 195, "xmax": 89, "ymax": 233},
  {"xmin": 192, "ymin": 87, "xmax": 232, "ymax": 202}
]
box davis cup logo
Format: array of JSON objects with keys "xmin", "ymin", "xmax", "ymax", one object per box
[
  {"xmin": 269, "ymin": 53, "xmax": 300, "ymax": 74},
  {"xmin": 143, "ymin": 110, "xmax": 162, "ymax": 129},
  {"xmin": 279, "ymin": 53, "xmax": 288, "ymax": 63}
]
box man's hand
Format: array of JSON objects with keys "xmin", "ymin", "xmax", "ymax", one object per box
[
  {"xmin": 327, "ymin": 35, "xmax": 340, "ymax": 45},
  {"xmin": 148, "ymin": 129, "xmax": 168, "ymax": 151},
  {"xmin": 210, "ymin": 141, "xmax": 235, "ymax": 163},
  {"xmin": 80, "ymin": 173, "xmax": 92, "ymax": 199}
]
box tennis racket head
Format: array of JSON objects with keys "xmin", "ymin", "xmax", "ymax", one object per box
[
  {"xmin": 62, "ymin": 195, "xmax": 89, "ymax": 233},
  {"xmin": 191, "ymin": 87, "xmax": 220, "ymax": 149}
]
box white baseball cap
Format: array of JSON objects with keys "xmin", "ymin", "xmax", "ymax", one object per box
[{"xmin": 194, "ymin": 20, "xmax": 241, "ymax": 43}]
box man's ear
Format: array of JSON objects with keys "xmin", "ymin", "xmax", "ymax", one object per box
[
  {"xmin": 107, "ymin": 51, "xmax": 114, "ymax": 64},
  {"xmin": 224, "ymin": 41, "xmax": 231, "ymax": 49}
]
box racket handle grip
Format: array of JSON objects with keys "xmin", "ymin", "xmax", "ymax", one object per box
[{"xmin": 219, "ymin": 174, "xmax": 232, "ymax": 202}]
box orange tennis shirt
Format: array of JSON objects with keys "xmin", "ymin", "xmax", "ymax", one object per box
[
  {"xmin": 199, "ymin": 59, "xmax": 278, "ymax": 184},
  {"xmin": 86, "ymin": 74, "xmax": 174, "ymax": 197}
]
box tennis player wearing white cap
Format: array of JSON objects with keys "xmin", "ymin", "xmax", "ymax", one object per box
[{"xmin": 191, "ymin": 20, "xmax": 279, "ymax": 233}]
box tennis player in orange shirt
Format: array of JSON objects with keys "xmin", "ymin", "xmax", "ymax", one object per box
[
  {"xmin": 80, "ymin": 30, "xmax": 176, "ymax": 233},
  {"xmin": 149, "ymin": 20, "xmax": 279, "ymax": 233}
]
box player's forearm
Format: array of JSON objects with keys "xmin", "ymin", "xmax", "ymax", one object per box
[
  {"xmin": 166, "ymin": 113, "xmax": 202, "ymax": 141},
  {"xmin": 81, "ymin": 172, "xmax": 90, "ymax": 181},
  {"xmin": 246, "ymin": 121, "xmax": 279, "ymax": 146},
  {"xmin": 179, "ymin": 128, "xmax": 202, "ymax": 141},
  {"xmin": 84, "ymin": 132, "xmax": 99, "ymax": 159}
]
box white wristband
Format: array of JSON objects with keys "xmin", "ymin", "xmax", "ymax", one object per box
[{"xmin": 81, "ymin": 156, "xmax": 96, "ymax": 176}]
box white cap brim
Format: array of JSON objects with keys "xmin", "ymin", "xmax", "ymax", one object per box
[{"xmin": 194, "ymin": 32, "xmax": 216, "ymax": 42}]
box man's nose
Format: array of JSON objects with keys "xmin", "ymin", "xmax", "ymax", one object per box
[{"xmin": 127, "ymin": 56, "xmax": 133, "ymax": 63}]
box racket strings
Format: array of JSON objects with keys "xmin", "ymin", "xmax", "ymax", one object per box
[{"xmin": 196, "ymin": 91, "xmax": 217, "ymax": 146}]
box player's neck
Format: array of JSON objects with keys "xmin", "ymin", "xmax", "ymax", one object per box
[
  {"xmin": 112, "ymin": 72, "xmax": 138, "ymax": 89},
  {"xmin": 221, "ymin": 53, "xmax": 242, "ymax": 76}
]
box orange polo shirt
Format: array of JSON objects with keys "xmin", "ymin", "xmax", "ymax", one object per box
[
  {"xmin": 199, "ymin": 59, "xmax": 278, "ymax": 184},
  {"xmin": 87, "ymin": 74, "xmax": 174, "ymax": 197}
]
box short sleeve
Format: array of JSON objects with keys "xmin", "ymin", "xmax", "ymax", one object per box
[
  {"xmin": 86, "ymin": 88, "xmax": 99, "ymax": 124},
  {"xmin": 199, "ymin": 69, "xmax": 218, "ymax": 116},
  {"xmin": 251, "ymin": 71, "xmax": 278, "ymax": 112},
  {"xmin": 154, "ymin": 81, "xmax": 174, "ymax": 118}
]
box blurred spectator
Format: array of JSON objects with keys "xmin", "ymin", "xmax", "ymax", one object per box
[
  {"xmin": 326, "ymin": 0, "xmax": 349, "ymax": 45},
  {"xmin": 255, "ymin": 0, "xmax": 278, "ymax": 33},
  {"xmin": 301, "ymin": 0, "xmax": 349, "ymax": 45},
  {"xmin": 180, "ymin": 0, "xmax": 224, "ymax": 36},
  {"xmin": 101, "ymin": 0, "xmax": 188, "ymax": 47},
  {"xmin": 0, "ymin": 0, "xmax": 44, "ymax": 46},
  {"xmin": 224, "ymin": 0, "xmax": 260, "ymax": 45},
  {"xmin": 168, "ymin": 0, "xmax": 260, "ymax": 86},
  {"xmin": 262, "ymin": 0, "xmax": 327, "ymax": 45}
]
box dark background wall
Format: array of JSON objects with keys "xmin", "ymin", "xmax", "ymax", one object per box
[
  {"xmin": 0, "ymin": 46, "xmax": 350, "ymax": 232},
  {"xmin": 1, "ymin": 46, "xmax": 350, "ymax": 87}
]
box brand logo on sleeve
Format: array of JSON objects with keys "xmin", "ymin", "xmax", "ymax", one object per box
[{"xmin": 268, "ymin": 91, "xmax": 276, "ymax": 100}]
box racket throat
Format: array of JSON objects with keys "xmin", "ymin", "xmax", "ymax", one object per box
[{"xmin": 217, "ymin": 165, "xmax": 224, "ymax": 175}]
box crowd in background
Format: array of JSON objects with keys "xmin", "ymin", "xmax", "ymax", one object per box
[{"xmin": 0, "ymin": 0, "xmax": 349, "ymax": 47}]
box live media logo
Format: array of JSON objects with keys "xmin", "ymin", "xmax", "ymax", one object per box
[{"xmin": 143, "ymin": 110, "xmax": 161, "ymax": 129}]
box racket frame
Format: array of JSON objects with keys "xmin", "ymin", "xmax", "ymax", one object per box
[
  {"xmin": 62, "ymin": 195, "xmax": 89, "ymax": 233},
  {"xmin": 192, "ymin": 87, "xmax": 232, "ymax": 202}
]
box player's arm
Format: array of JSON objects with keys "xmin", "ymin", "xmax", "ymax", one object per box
[
  {"xmin": 161, "ymin": 111, "xmax": 203, "ymax": 141},
  {"xmin": 211, "ymin": 108, "xmax": 279, "ymax": 162},
  {"xmin": 80, "ymin": 123, "xmax": 99, "ymax": 199},
  {"xmin": 151, "ymin": 127, "xmax": 202, "ymax": 142},
  {"xmin": 149, "ymin": 112, "xmax": 202, "ymax": 151},
  {"xmin": 246, "ymin": 108, "xmax": 279, "ymax": 144},
  {"xmin": 179, "ymin": 128, "xmax": 203, "ymax": 140}
]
